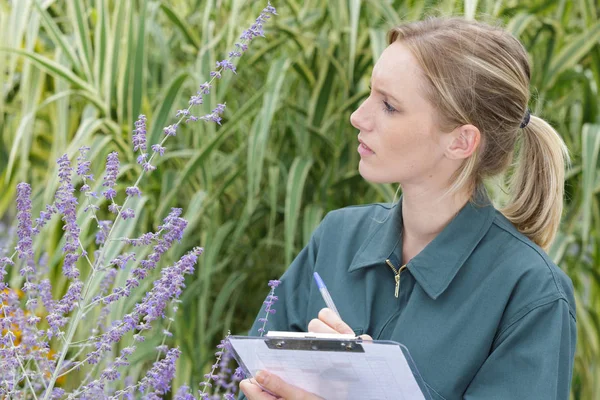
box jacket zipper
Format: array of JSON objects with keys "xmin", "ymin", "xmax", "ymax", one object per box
[{"xmin": 385, "ymin": 259, "xmax": 407, "ymax": 298}]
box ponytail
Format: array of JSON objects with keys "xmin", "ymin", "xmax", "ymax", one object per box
[{"xmin": 500, "ymin": 116, "xmax": 570, "ymax": 250}]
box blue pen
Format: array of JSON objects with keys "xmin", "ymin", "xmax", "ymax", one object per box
[{"xmin": 313, "ymin": 272, "xmax": 341, "ymax": 317}]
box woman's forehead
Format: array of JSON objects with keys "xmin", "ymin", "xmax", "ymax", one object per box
[{"xmin": 371, "ymin": 43, "xmax": 426, "ymax": 97}]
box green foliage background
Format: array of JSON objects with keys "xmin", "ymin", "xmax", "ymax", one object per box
[{"xmin": 1, "ymin": 0, "xmax": 599, "ymax": 398}]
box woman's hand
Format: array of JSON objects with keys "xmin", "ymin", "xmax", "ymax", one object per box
[
  {"xmin": 240, "ymin": 308, "xmax": 371, "ymax": 399},
  {"xmin": 240, "ymin": 370, "xmax": 323, "ymax": 400},
  {"xmin": 308, "ymin": 308, "xmax": 373, "ymax": 340}
]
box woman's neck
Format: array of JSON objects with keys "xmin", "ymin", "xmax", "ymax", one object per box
[{"xmin": 400, "ymin": 187, "xmax": 471, "ymax": 263}]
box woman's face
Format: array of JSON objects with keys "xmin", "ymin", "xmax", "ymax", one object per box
[{"xmin": 350, "ymin": 41, "xmax": 453, "ymax": 186}]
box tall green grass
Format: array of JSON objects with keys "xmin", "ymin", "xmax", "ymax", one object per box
[{"xmin": 1, "ymin": 0, "xmax": 599, "ymax": 396}]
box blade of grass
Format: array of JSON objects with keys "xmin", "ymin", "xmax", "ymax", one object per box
[
  {"xmin": 284, "ymin": 157, "xmax": 313, "ymax": 266},
  {"xmin": 581, "ymin": 123, "xmax": 600, "ymax": 244}
]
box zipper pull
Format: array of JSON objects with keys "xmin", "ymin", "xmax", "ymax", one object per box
[{"xmin": 394, "ymin": 273, "xmax": 400, "ymax": 298}]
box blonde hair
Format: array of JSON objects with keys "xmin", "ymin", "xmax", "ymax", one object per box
[{"xmin": 388, "ymin": 17, "xmax": 569, "ymax": 250}]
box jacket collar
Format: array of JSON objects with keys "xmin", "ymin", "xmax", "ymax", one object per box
[{"xmin": 347, "ymin": 196, "xmax": 496, "ymax": 300}]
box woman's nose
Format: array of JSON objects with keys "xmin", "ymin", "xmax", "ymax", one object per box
[{"xmin": 350, "ymin": 99, "xmax": 371, "ymax": 132}]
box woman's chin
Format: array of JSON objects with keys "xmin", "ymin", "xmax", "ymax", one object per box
[{"xmin": 358, "ymin": 163, "xmax": 397, "ymax": 185}]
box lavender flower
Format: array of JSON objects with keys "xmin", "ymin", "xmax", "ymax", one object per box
[
  {"xmin": 151, "ymin": 144, "xmax": 166, "ymax": 156},
  {"xmin": 199, "ymin": 82, "xmax": 211, "ymax": 94},
  {"xmin": 96, "ymin": 220, "xmax": 113, "ymax": 245},
  {"xmin": 174, "ymin": 385, "xmax": 195, "ymax": 400},
  {"xmin": 34, "ymin": 204, "xmax": 57, "ymax": 232},
  {"xmin": 102, "ymin": 152, "xmax": 120, "ymax": 200},
  {"xmin": 16, "ymin": 183, "xmax": 34, "ymax": 269},
  {"xmin": 189, "ymin": 93, "xmax": 203, "ymax": 106},
  {"xmin": 257, "ymin": 279, "xmax": 281, "ymax": 335},
  {"xmin": 163, "ymin": 124, "xmax": 178, "ymax": 137},
  {"xmin": 134, "ymin": 247, "xmax": 202, "ymax": 325},
  {"xmin": 76, "ymin": 146, "xmax": 93, "ymax": 180},
  {"xmin": 138, "ymin": 348, "xmax": 181, "ymax": 395},
  {"xmin": 216, "ymin": 60, "xmax": 236, "ymax": 74},
  {"xmin": 0, "ymin": 257, "xmax": 13, "ymax": 291},
  {"xmin": 55, "ymin": 154, "xmax": 81, "ymax": 279},
  {"xmin": 121, "ymin": 208, "xmax": 136, "ymax": 220},
  {"xmin": 143, "ymin": 162, "xmax": 156, "ymax": 172},
  {"xmin": 200, "ymin": 103, "xmax": 227, "ymax": 125},
  {"xmin": 133, "ymin": 115, "xmax": 148, "ymax": 153},
  {"xmin": 126, "ymin": 186, "xmax": 141, "ymax": 198},
  {"xmin": 46, "ymin": 280, "xmax": 83, "ymax": 335},
  {"xmin": 109, "ymin": 252, "xmax": 136, "ymax": 269}
]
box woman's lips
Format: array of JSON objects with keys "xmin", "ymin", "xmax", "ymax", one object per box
[{"xmin": 358, "ymin": 138, "xmax": 375, "ymax": 156}]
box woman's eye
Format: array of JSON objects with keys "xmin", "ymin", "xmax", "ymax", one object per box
[{"xmin": 382, "ymin": 101, "xmax": 396, "ymax": 114}]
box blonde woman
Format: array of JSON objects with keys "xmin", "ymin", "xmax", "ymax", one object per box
[{"xmin": 241, "ymin": 17, "xmax": 575, "ymax": 400}]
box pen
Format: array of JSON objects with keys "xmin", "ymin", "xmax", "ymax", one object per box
[{"xmin": 313, "ymin": 272, "xmax": 341, "ymax": 317}]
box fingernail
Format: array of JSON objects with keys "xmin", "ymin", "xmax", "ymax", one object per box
[{"xmin": 255, "ymin": 370, "xmax": 269, "ymax": 384}]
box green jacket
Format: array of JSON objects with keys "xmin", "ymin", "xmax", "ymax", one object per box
[{"xmin": 246, "ymin": 199, "xmax": 576, "ymax": 399}]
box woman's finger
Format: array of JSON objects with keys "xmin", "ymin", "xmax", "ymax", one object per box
[
  {"xmin": 240, "ymin": 378, "xmax": 280, "ymax": 400},
  {"xmin": 254, "ymin": 370, "xmax": 323, "ymax": 400},
  {"xmin": 307, "ymin": 317, "xmax": 339, "ymax": 334},
  {"xmin": 317, "ymin": 308, "xmax": 354, "ymax": 334}
]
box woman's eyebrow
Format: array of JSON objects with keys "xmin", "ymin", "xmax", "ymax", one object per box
[{"xmin": 369, "ymin": 79, "xmax": 403, "ymax": 106}]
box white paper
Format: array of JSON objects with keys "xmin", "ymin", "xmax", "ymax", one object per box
[{"xmin": 228, "ymin": 337, "xmax": 426, "ymax": 400}]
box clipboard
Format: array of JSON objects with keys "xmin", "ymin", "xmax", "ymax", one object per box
[{"xmin": 226, "ymin": 334, "xmax": 432, "ymax": 400}]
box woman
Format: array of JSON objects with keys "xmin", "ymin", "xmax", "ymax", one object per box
[{"xmin": 240, "ymin": 16, "xmax": 576, "ymax": 400}]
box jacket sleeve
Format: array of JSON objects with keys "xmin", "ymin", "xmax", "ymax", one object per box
[{"xmin": 464, "ymin": 298, "xmax": 576, "ymax": 400}]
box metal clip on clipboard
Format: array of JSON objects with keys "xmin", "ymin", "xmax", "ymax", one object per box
[{"xmin": 264, "ymin": 337, "xmax": 365, "ymax": 352}]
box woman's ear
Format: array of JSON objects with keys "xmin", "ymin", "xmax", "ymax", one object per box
[{"xmin": 446, "ymin": 124, "xmax": 481, "ymax": 160}]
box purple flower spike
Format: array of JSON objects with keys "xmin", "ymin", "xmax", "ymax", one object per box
[
  {"xmin": 55, "ymin": 154, "xmax": 81, "ymax": 279},
  {"xmin": 257, "ymin": 279, "xmax": 282, "ymax": 336},
  {"xmin": 143, "ymin": 162, "xmax": 156, "ymax": 172},
  {"xmin": 189, "ymin": 93, "xmax": 203, "ymax": 106},
  {"xmin": 163, "ymin": 124, "xmax": 178, "ymax": 137},
  {"xmin": 199, "ymin": 82, "xmax": 211, "ymax": 94},
  {"xmin": 209, "ymin": 71, "xmax": 222, "ymax": 79},
  {"xmin": 174, "ymin": 385, "xmax": 195, "ymax": 400},
  {"xmin": 121, "ymin": 208, "xmax": 135, "ymax": 220},
  {"xmin": 102, "ymin": 152, "xmax": 120, "ymax": 200},
  {"xmin": 133, "ymin": 115, "xmax": 147, "ymax": 153},
  {"xmin": 216, "ymin": 60, "xmax": 236, "ymax": 74},
  {"xmin": 176, "ymin": 109, "xmax": 190, "ymax": 118},
  {"xmin": 16, "ymin": 183, "xmax": 34, "ymax": 267},
  {"xmin": 268, "ymin": 279, "xmax": 281, "ymax": 288},
  {"xmin": 201, "ymin": 103, "xmax": 226, "ymax": 125},
  {"xmin": 35, "ymin": 204, "xmax": 57, "ymax": 231},
  {"xmin": 126, "ymin": 187, "xmax": 142, "ymax": 197},
  {"xmin": 138, "ymin": 348, "xmax": 181, "ymax": 395},
  {"xmin": 76, "ymin": 146, "xmax": 93, "ymax": 180},
  {"xmin": 151, "ymin": 144, "xmax": 166, "ymax": 156},
  {"xmin": 96, "ymin": 220, "xmax": 112, "ymax": 245}
]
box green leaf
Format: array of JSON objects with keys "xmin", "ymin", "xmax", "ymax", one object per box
[
  {"xmin": 348, "ymin": 0, "xmax": 361, "ymax": 85},
  {"xmin": 68, "ymin": 0, "xmax": 94, "ymax": 82},
  {"xmin": 545, "ymin": 22, "xmax": 600, "ymax": 88},
  {"xmin": 147, "ymin": 71, "xmax": 189, "ymax": 148},
  {"xmin": 506, "ymin": 13, "xmax": 537, "ymax": 38},
  {"xmin": 132, "ymin": 0, "xmax": 147, "ymax": 120},
  {"xmin": 158, "ymin": 2, "xmax": 201, "ymax": 49},
  {"xmin": 581, "ymin": 123, "xmax": 600, "ymax": 244},
  {"xmin": 284, "ymin": 157, "xmax": 313, "ymax": 266},
  {"xmin": 0, "ymin": 48, "xmax": 101, "ymax": 107},
  {"xmin": 302, "ymin": 204, "xmax": 324, "ymax": 245},
  {"xmin": 247, "ymin": 57, "xmax": 291, "ymax": 210},
  {"xmin": 33, "ymin": 1, "xmax": 83, "ymax": 76}
]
